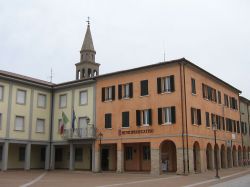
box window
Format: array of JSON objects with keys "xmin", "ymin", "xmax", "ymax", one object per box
[
  {"xmin": 118, "ymin": 83, "xmax": 133, "ymax": 99},
  {"xmin": 224, "ymin": 94, "xmax": 229, "ymax": 107},
  {"xmin": 136, "ymin": 109, "xmax": 152, "ymax": 126},
  {"xmin": 16, "ymin": 89, "xmax": 26, "ymax": 104},
  {"xmin": 19, "ymin": 147, "xmax": 25, "ymax": 161},
  {"xmin": 0, "ymin": 85, "xmax": 3, "ymax": 101},
  {"xmin": 158, "ymin": 106, "xmax": 176, "ymax": 125},
  {"xmin": 125, "ymin": 147, "xmax": 132, "ymax": 160},
  {"xmin": 59, "ymin": 94, "xmax": 67, "ymax": 108},
  {"xmin": 140, "ymin": 80, "xmax": 148, "ymax": 96},
  {"xmin": 226, "ymin": 118, "xmax": 233, "ymax": 132},
  {"xmin": 15, "ymin": 116, "xmax": 24, "ymax": 131},
  {"xmin": 41, "ymin": 147, "xmax": 45, "ymax": 162},
  {"xmin": 122, "ymin": 112, "xmax": 129, "ymax": 128},
  {"xmin": 157, "ymin": 75, "xmax": 175, "ymax": 94},
  {"xmin": 229, "ymin": 97, "xmax": 238, "ymax": 110},
  {"xmin": 0, "ymin": 113, "xmax": 2, "ymax": 129},
  {"xmin": 78, "ymin": 117, "xmax": 88, "ymax": 129},
  {"xmin": 202, "ymin": 84, "xmax": 217, "ymax": 102},
  {"xmin": 236, "ymin": 121, "xmax": 240, "ymax": 133},
  {"xmin": 79, "ymin": 91, "xmax": 88, "ymax": 105},
  {"xmin": 37, "ymin": 94, "xmax": 46, "ymax": 108},
  {"xmin": 218, "ymin": 91, "xmax": 221, "ymax": 104},
  {"xmin": 205, "ymin": 112, "xmax": 210, "ymax": 127},
  {"xmin": 191, "ymin": 108, "xmax": 201, "ymax": 125},
  {"xmin": 143, "ymin": 146, "xmax": 150, "ymax": 160},
  {"xmin": 191, "ymin": 78, "xmax": 196, "ymax": 94},
  {"xmin": 36, "ymin": 119, "xmax": 45, "ymax": 133},
  {"xmin": 105, "ymin": 113, "xmax": 112, "ymax": 129},
  {"xmin": 102, "ymin": 86, "xmax": 115, "ymax": 101},
  {"xmin": 75, "ymin": 148, "xmax": 83, "ymax": 161},
  {"xmin": 55, "ymin": 148, "xmax": 63, "ymax": 162}
]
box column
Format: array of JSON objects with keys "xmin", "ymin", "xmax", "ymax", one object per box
[
  {"xmin": 91, "ymin": 143, "xmax": 95, "ymax": 172},
  {"xmin": 93, "ymin": 142, "xmax": 100, "ymax": 172},
  {"xmin": 150, "ymin": 148, "xmax": 160, "ymax": 175},
  {"xmin": 200, "ymin": 148, "xmax": 206, "ymax": 172},
  {"xmin": 211, "ymin": 148, "xmax": 215, "ymax": 170},
  {"xmin": 69, "ymin": 143, "xmax": 75, "ymax": 170},
  {"xmin": 117, "ymin": 142, "xmax": 124, "ymax": 173},
  {"xmin": 25, "ymin": 143, "xmax": 31, "ymax": 170},
  {"xmin": 50, "ymin": 144, "xmax": 55, "ymax": 170},
  {"xmin": 45, "ymin": 145, "xmax": 50, "ymax": 170},
  {"xmin": 176, "ymin": 148, "xmax": 186, "ymax": 174},
  {"xmin": 188, "ymin": 148, "xmax": 195, "ymax": 173},
  {"xmin": 1, "ymin": 142, "xmax": 9, "ymax": 171}
]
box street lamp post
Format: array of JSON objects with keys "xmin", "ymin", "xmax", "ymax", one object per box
[
  {"xmin": 98, "ymin": 132, "xmax": 103, "ymax": 172},
  {"xmin": 212, "ymin": 122, "xmax": 220, "ymax": 179}
]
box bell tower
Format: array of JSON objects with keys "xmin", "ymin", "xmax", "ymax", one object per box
[{"xmin": 75, "ymin": 19, "xmax": 100, "ymax": 80}]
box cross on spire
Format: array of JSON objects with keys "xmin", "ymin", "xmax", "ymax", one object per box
[{"xmin": 86, "ymin": 17, "xmax": 90, "ymax": 26}]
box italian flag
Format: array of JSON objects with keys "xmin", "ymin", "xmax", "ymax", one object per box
[{"xmin": 60, "ymin": 111, "xmax": 69, "ymax": 134}]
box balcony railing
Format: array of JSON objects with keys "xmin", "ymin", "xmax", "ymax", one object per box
[{"xmin": 63, "ymin": 125, "xmax": 96, "ymax": 140}]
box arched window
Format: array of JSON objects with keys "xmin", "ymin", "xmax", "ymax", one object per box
[{"xmin": 88, "ymin": 69, "xmax": 92, "ymax": 77}]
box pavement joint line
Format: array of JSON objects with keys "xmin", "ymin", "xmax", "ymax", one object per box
[
  {"xmin": 96, "ymin": 175, "xmax": 181, "ymax": 187},
  {"xmin": 19, "ymin": 172, "xmax": 47, "ymax": 187},
  {"xmin": 182, "ymin": 169, "xmax": 250, "ymax": 187}
]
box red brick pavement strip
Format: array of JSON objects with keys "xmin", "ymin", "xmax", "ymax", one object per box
[{"xmin": 1, "ymin": 167, "xmax": 250, "ymax": 187}]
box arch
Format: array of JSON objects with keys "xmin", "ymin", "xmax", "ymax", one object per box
[
  {"xmin": 243, "ymin": 146, "xmax": 247, "ymax": 166},
  {"xmin": 82, "ymin": 69, "xmax": 85, "ymax": 78},
  {"xmin": 227, "ymin": 147, "xmax": 232, "ymax": 168},
  {"xmin": 93, "ymin": 70, "xmax": 98, "ymax": 77},
  {"xmin": 77, "ymin": 70, "xmax": 80, "ymax": 80},
  {"xmin": 238, "ymin": 145, "xmax": 242, "ymax": 166},
  {"xmin": 206, "ymin": 143, "xmax": 213, "ymax": 170},
  {"xmin": 214, "ymin": 144, "xmax": 220, "ymax": 169},
  {"xmin": 193, "ymin": 141, "xmax": 201, "ymax": 173},
  {"xmin": 221, "ymin": 144, "xmax": 226, "ymax": 168},
  {"xmin": 88, "ymin": 68, "xmax": 92, "ymax": 78},
  {"xmin": 232, "ymin": 145, "xmax": 237, "ymax": 167},
  {"xmin": 160, "ymin": 140, "xmax": 177, "ymax": 172}
]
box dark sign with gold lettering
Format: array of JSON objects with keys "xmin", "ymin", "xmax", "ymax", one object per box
[{"xmin": 118, "ymin": 129, "xmax": 153, "ymax": 136}]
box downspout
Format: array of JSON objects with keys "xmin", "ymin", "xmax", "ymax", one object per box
[
  {"xmin": 179, "ymin": 63, "xmax": 186, "ymax": 174},
  {"xmin": 183, "ymin": 63, "xmax": 190, "ymax": 173},
  {"xmin": 49, "ymin": 87, "xmax": 54, "ymax": 170}
]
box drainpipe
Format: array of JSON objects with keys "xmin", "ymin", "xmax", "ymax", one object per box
[
  {"xmin": 179, "ymin": 63, "xmax": 186, "ymax": 174},
  {"xmin": 183, "ymin": 63, "xmax": 190, "ymax": 173},
  {"xmin": 49, "ymin": 87, "xmax": 54, "ymax": 170}
]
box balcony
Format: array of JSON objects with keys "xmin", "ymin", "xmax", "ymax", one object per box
[{"xmin": 63, "ymin": 125, "xmax": 96, "ymax": 140}]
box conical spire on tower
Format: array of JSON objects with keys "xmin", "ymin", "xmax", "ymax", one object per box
[{"xmin": 75, "ymin": 18, "xmax": 100, "ymax": 80}]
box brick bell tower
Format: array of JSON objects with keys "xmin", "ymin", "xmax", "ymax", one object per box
[{"xmin": 75, "ymin": 19, "xmax": 100, "ymax": 80}]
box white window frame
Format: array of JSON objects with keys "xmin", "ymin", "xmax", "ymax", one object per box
[
  {"xmin": 15, "ymin": 116, "xmax": 24, "ymax": 131},
  {"xmin": 123, "ymin": 84, "xmax": 130, "ymax": 98},
  {"xmin": 162, "ymin": 76, "xmax": 171, "ymax": 93},
  {"xmin": 79, "ymin": 90, "xmax": 88, "ymax": 105},
  {"xmin": 36, "ymin": 118, "xmax": 45, "ymax": 133},
  {"xmin": 37, "ymin": 93, "xmax": 46, "ymax": 108},
  {"xmin": 142, "ymin": 110, "xmax": 150, "ymax": 126},
  {"xmin": 163, "ymin": 107, "xmax": 172, "ymax": 125},
  {"xmin": 105, "ymin": 87, "xmax": 112, "ymax": 101},
  {"xmin": 0, "ymin": 85, "xmax": 3, "ymax": 101},
  {"xmin": 59, "ymin": 94, "xmax": 67, "ymax": 108},
  {"xmin": 16, "ymin": 89, "xmax": 26, "ymax": 105}
]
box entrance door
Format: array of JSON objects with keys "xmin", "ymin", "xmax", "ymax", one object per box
[{"xmin": 101, "ymin": 149, "xmax": 109, "ymax": 171}]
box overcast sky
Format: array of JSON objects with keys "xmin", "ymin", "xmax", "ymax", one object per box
[{"xmin": 0, "ymin": 0, "xmax": 249, "ymax": 98}]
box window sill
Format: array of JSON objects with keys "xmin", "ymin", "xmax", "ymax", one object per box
[
  {"xmin": 160, "ymin": 91, "xmax": 173, "ymax": 95},
  {"xmin": 192, "ymin": 93, "xmax": 197, "ymax": 96},
  {"xmin": 14, "ymin": 129, "xmax": 25, "ymax": 132},
  {"xmin": 36, "ymin": 131, "xmax": 45, "ymax": 134},
  {"xmin": 105, "ymin": 128, "xmax": 112, "ymax": 130},
  {"xmin": 121, "ymin": 126, "xmax": 130, "ymax": 129},
  {"xmin": 104, "ymin": 99, "xmax": 113, "ymax": 103},
  {"xmin": 122, "ymin": 97, "xmax": 131, "ymax": 100},
  {"xmin": 140, "ymin": 95, "xmax": 149, "ymax": 98},
  {"xmin": 192, "ymin": 124, "xmax": 200, "ymax": 127},
  {"xmin": 161, "ymin": 123, "xmax": 173, "ymax": 126}
]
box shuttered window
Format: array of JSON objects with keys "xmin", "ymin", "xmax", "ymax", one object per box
[
  {"xmin": 191, "ymin": 78, "xmax": 196, "ymax": 94},
  {"xmin": 206, "ymin": 112, "xmax": 210, "ymax": 127},
  {"xmin": 15, "ymin": 116, "xmax": 24, "ymax": 131},
  {"xmin": 0, "ymin": 86, "xmax": 3, "ymax": 101},
  {"xmin": 118, "ymin": 83, "xmax": 133, "ymax": 99},
  {"xmin": 38, "ymin": 94, "xmax": 46, "ymax": 108},
  {"xmin": 122, "ymin": 112, "xmax": 129, "ymax": 128},
  {"xmin": 36, "ymin": 119, "xmax": 45, "ymax": 133},
  {"xmin": 218, "ymin": 91, "xmax": 221, "ymax": 104},
  {"xmin": 140, "ymin": 80, "xmax": 148, "ymax": 96},
  {"xmin": 105, "ymin": 113, "xmax": 112, "ymax": 129},
  {"xmin": 191, "ymin": 108, "xmax": 201, "ymax": 125},
  {"xmin": 157, "ymin": 75, "xmax": 175, "ymax": 94},
  {"xmin": 158, "ymin": 106, "xmax": 176, "ymax": 125},
  {"xmin": 79, "ymin": 91, "xmax": 88, "ymax": 105},
  {"xmin": 16, "ymin": 89, "xmax": 26, "ymax": 104},
  {"xmin": 102, "ymin": 86, "xmax": 115, "ymax": 101},
  {"xmin": 136, "ymin": 109, "xmax": 152, "ymax": 126},
  {"xmin": 59, "ymin": 94, "xmax": 67, "ymax": 108}
]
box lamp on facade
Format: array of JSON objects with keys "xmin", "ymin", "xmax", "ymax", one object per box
[
  {"xmin": 212, "ymin": 122, "xmax": 220, "ymax": 178},
  {"xmin": 98, "ymin": 132, "xmax": 103, "ymax": 172}
]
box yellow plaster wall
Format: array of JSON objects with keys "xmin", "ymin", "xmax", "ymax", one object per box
[
  {"xmin": 30, "ymin": 145, "xmax": 45, "ymax": 168},
  {"xmin": 8, "ymin": 144, "xmax": 25, "ymax": 169},
  {"xmin": 74, "ymin": 144, "xmax": 91, "ymax": 170},
  {"xmin": 0, "ymin": 81, "xmax": 9, "ymax": 138},
  {"xmin": 55, "ymin": 146, "xmax": 69, "ymax": 169},
  {"xmin": 31, "ymin": 90, "xmax": 51, "ymax": 141}
]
